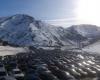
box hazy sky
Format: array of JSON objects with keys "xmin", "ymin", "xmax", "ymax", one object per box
[
  {"xmin": 0, "ymin": 0, "xmax": 99, "ymax": 27},
  {"xmin": 0, "ymin": 0, "xmax": 78, "ymax": 27}
]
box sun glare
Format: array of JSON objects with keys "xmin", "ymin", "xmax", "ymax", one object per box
[{"xmin": 76, "ymin": 0, "xmax": 100, "ymax": 25}]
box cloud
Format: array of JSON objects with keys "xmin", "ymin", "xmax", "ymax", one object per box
[{"xmin": 44, "ymin": 18, "xmax": 78, "ymax": 27}]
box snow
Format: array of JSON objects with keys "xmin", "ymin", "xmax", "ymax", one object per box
[
  {"xmin": 0, "ymin": 14, "xmax": 99, "ymax": 49},
  {"xmin": 68, "ymin": 24, "xmax": 100, "ymax": 37},
  {"xmin": 83, "ymin": 40, "xmax": 100, "ymax": 53},
  {"xmin": 14, "ymin": 73, "xmax": 24, "ymax": 77},
  {"xmin": 0, "ymin": 46, "xmax": 28, "ymax": 56},
  {"xmin": 0, "ymin": 14, "xmax": 74, "ymax": 47},
  {"xmin": 13, "ymin": 68, "xmax": 20, "ymax": 71}
]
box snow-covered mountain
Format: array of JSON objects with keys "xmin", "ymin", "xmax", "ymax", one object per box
[
  {"xmin": 68, "ymin": 24, "xmax": 100, "ymax": 38},
  {"xmin": 0, "ymin": 14, "xmax": 78, "ymax": 47},
  {"xmin": 0, "ymin": 14, "xmax": 100, "ymax": 48},
  {"xmin": 67, "ymin": 24, "xmax": 100, "ymax": 46}
]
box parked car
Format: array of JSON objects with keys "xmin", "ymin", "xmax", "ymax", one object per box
[{"xmin": 10, "ymin": 68, "xmax": 24, "ymax": 80}]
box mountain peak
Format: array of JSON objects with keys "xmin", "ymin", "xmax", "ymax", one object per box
[
  {"xmin": 13, "ymin": 14, "xmax": 34, "ymax": 19},
  {"xmin": 0, "ymin": 14, "xmax": 99, "ymax": 48},
  {"xmin": 11, "ymin": 14, "xmax": 35, "ymax": 23},
  {"xmin": 68, "ymin": 24, "xmax": 100, "ymax": 38},
  {"xmin": 0, "ymin": 14, "xmax": 75, "ymax": 47}
]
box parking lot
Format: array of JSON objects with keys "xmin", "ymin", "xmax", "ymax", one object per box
[{"xmin": 0, "ymin": 50, "xmax": 100, "ymax": 80}]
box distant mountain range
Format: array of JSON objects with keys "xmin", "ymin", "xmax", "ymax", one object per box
[{"xmin": 0, "ymin": 14, "xmax": 100, "ymax": 48}]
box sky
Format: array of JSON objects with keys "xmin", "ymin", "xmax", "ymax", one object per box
[{"xmin": 0, "ymin": 0, "xmax": 100, "ymax": 27}]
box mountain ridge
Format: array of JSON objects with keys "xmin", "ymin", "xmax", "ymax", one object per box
[
  {"xmin": 0, "ymin": 14, "xmax": 100, "ymax": 48},
  {"xmin": 0, "ymin": 14, "xmax": 75, "ymax": 47}
]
